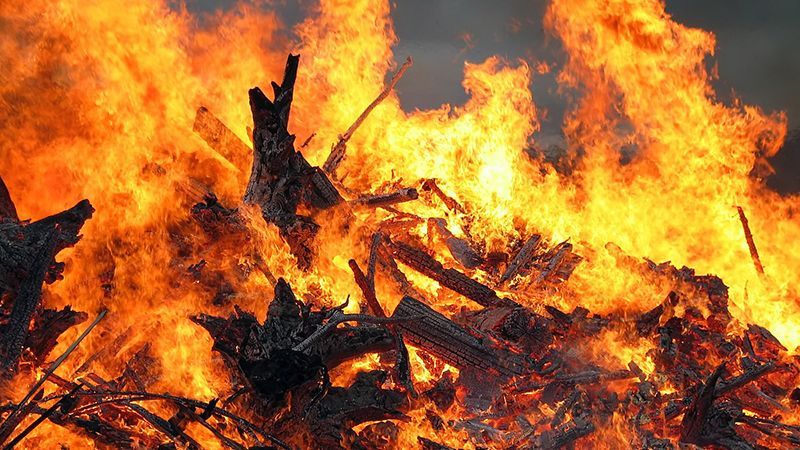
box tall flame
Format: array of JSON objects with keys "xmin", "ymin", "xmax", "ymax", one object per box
[{"xmin": 1, "ymin": 0, "xmax": 798, "ymax": 447}]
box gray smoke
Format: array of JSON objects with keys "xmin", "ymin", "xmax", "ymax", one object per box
[{"xmin": 190, "ymin": 0, "xmax": 800, "ymax": 190}]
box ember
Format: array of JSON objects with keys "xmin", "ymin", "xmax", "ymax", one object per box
[{"xmin": 1, "ymin": 0, "xmax": 799, "ymax": 449}]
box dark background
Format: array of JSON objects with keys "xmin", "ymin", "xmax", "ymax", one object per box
[{"xmin": 191, "ymin": 0, "xmax": 800, "ymax": 192}]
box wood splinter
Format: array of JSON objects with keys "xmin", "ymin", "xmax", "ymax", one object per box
[
  {"xmin": 351, "ymin": 187, "xmax": 418, "ymax": 209},
  {"xmin": 323, "ymin": 56, "xmax": 413, "ymax": 175},
  {"xmin": 736, "ymin": 206, "xmax": 765, "ymax": 278}
]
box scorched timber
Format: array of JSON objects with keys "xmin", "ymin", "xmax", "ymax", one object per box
[
  {"xmin": 391, "ymin": 296, "xmax": 530, "ymax": 377},
  {"xmin": 322, "ymin": 56, "xmax": 413, "ymax": 176},
  {"xmin": 351, "ymin": 187, "xmax": 419, "ymax": 209},
  {"xmin": 388, "ymin": 239, "xmax": 517, "ymax": 308},
  {"xmin": 0, "ymin": 181, "xmax": 93, "ymax": 373},
  {"xmin": 499, "ymin": 234, "xmax": 541, "ymax": 285},
  {"xmin": 0, "ymin": 199, "xmax": 94, "ymax": 294},
  {"xmin": 243, "ymin": 54, "xmax": 343, "ymax": 270},
  {"xmin": 193, "ymin": 106, "xmax": 252, "ymax": 174},
  {"xmin": 429, "ymin": 218, "xmax": 483, "ymax": 270}
]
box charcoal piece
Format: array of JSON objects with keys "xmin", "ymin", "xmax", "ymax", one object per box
[
  {"xmin": 353, "ymin": 188, "xmax": 419, "ymax": 209},
  {"xmin": 376, "ymin": 244, "xmax": 426, "ymax": 300},
  {"xmin": 1, "ymin": 232, "xmax": 62, "ymax": 372},
  {"xmin": 636, "ymin": 302, "xmax": 665, "ymax": 336},
  {"xmin": 746, "ymin": 324, "xmax": 787, "ymax": 360},
  {"xmin": 0, "ymin": 199, "xmax": 94, "ymax": 295},
  {"xmin": 349, "ymin": 259, "xmax": 385, "ymax": 317},
  {"xmin": 681, "ymin": 365, "xmax": 723, "ymax": 445},
  {"xmin": 356, "ymin": 421, "xmax": 399, "ymax": 449},
  {"xmin": 463, "ymin": 306, "xmax": 553, "ymax": 356},
  {"xmin": 535, "ymin": 417, "xmax": 595, "ymax": 449},
  {"xmin": 308, "ymin": 326, "xmax": 394, "ymax": 368},
  {"xmin": 425, "ymin": 410, "xmax": 445, "ymax": 431},
  {"xmin": 393, "ymin": 330, "xmax": 416, "ymax": 397},
  {"xmin": 190, "ymin": 308, "xmax": 258, "ymax": 362},
  {"xmin": 241, "ymin": 348, "xmax": 326, "ymax": 404},
  {"xmin": 120, "ymin": 343, "xmax": 163, "ymax": 390},
  {"xmin": 534, "ymin": 241, "xmax": 577, "ymax": 284},
  {"xmin": 301, "ymin": 370, "xmax": 407, "ymax": 449},
  {"xmin": 429, "ymin": 218, "xmax": 483, "ymax": 269},
  {"xmin": 418, "ymin": 437, "xmax": 458, "ymax": 450},
  {"xmin": 191, "ymin": 194, "xmax": 246, "ymax": 238},
  {"xmin": 790, "ymin": 388, "xmax": 800, "ymax": 403}
]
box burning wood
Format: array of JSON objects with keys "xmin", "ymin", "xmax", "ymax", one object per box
[
  {"xmin": 429, "ymin": 218, "xmax": 484, "ymax": 269},
  {"xmin": 3, "ymin": 47, "xmax": 800, "ymax": 450},
  {"xmin": 193, "ymin": 106, "xmax": 252, "ymax": 174},
  {"xmin": 323, "ymin": 57, "xmax": 413, "ymax": 176},
  {"xmin": 0, "ymin": 180, "xmax": 94, "ymax": 374},
  {"xmin": 420, "ymin": 178, "xmax": 464, "ymax": 213},
  {"xmin": 351, "ymin": 187, "xmax": 419, "ymax": 209},
  {"xmin": 499, "ymin": 233, "xmax": 541, "ymax": 285},
  {"xmin": 737, "ymin": 205, "xmax": 766, "ymax": 278},
  {"xmin": 243, "ymin": 54, "xmax": 343, "ymax": 270},
  {"xmin": 387, "ymin": 238, "xmax": 517, "ymax": 308},
  {"xmin": 392, "ymin": 296, "xmax": 531, "ymax": 377},
  {"xmin": 0, "ymin": 177, "xmax": 18, "ymax": 221}
]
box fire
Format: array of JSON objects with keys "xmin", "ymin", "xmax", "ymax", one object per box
[{"xmin": 1, "ymin": 0, "xmax": 799, "ymax": 448}]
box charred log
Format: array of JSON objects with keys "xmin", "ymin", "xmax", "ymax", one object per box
[
  {"xmin": 244, "ymin": 54, "xmax": 343, "ymax": 270},
  {"xmin": 351, "ymin": 188, "xmax": 418, "ymax": 209},
  {"xmin": 680, "ymin": 364, "xmax": 724, "ymax": 445},
  {"xmin": 429, "ymin": 218, "xmax": 483, "ymax": 269},
  {"xmin": 0, "ymin": 199, "xmax": 94, "ymax": 294},
  {"xmin": 271, "ymin": 370, "xmax": 407, "ymax": 449},
  {"xmin": 535, "ymin": 417, "xmax": 595, "ymax": 449},
  {"xmin": 418, "ymin": 436, "xmax": 458, "ymax": 450},
  {"xmin": 0, "ymin": 231, "xmax": 61, "ymax": 372},
  {"xmin": 387, "ymin": 239, "xmax": 516, "ymax": 308},
  {"xmin": 391, "ymin": 296, "xmax": 531, "ymax": 376},
  {"xmin": 190, "ymin": 194, "xmax": 246, "ymax": 239},
  {"xmin": 0, "ymin": 197, "xmax": 93, "ymax": 372},
  {"xmin": 195, "ymin": 279, "xmax": 397, "ymax": 410}
]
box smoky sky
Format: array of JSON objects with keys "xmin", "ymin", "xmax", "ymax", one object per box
[
  {"xmin": 189, "ymin": 1, "xmax": 800, "ymax": 188},
  {"xmin": 190, "ymin": 1, "xmax": 800, "ymax": 127}
]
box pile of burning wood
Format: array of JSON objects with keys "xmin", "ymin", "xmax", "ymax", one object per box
[{"xmin": 1, "ymin": 54, "xmax": 799, "ymax": 449}]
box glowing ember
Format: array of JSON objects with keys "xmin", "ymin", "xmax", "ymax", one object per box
[{"xmin": 1, "ymin": 0, "xmax": 799, "ymax": 448}]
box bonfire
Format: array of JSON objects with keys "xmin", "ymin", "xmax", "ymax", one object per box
[{"xmin": 1, "ymin": 0, "xmax": 799, "ymax": 449}]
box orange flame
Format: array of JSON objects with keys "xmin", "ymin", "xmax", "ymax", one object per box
[{"xmin": 1, "ymin": 0, "xmax": 799, "ymax": 447}]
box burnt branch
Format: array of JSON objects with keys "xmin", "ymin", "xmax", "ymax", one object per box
[
  {"xmin": 736, "ymin": 206, "xmax": 765, "ymax": 278},
  {"xmin": 323, "ymin": 56, "xmax": 413, "ymax": 175}
]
